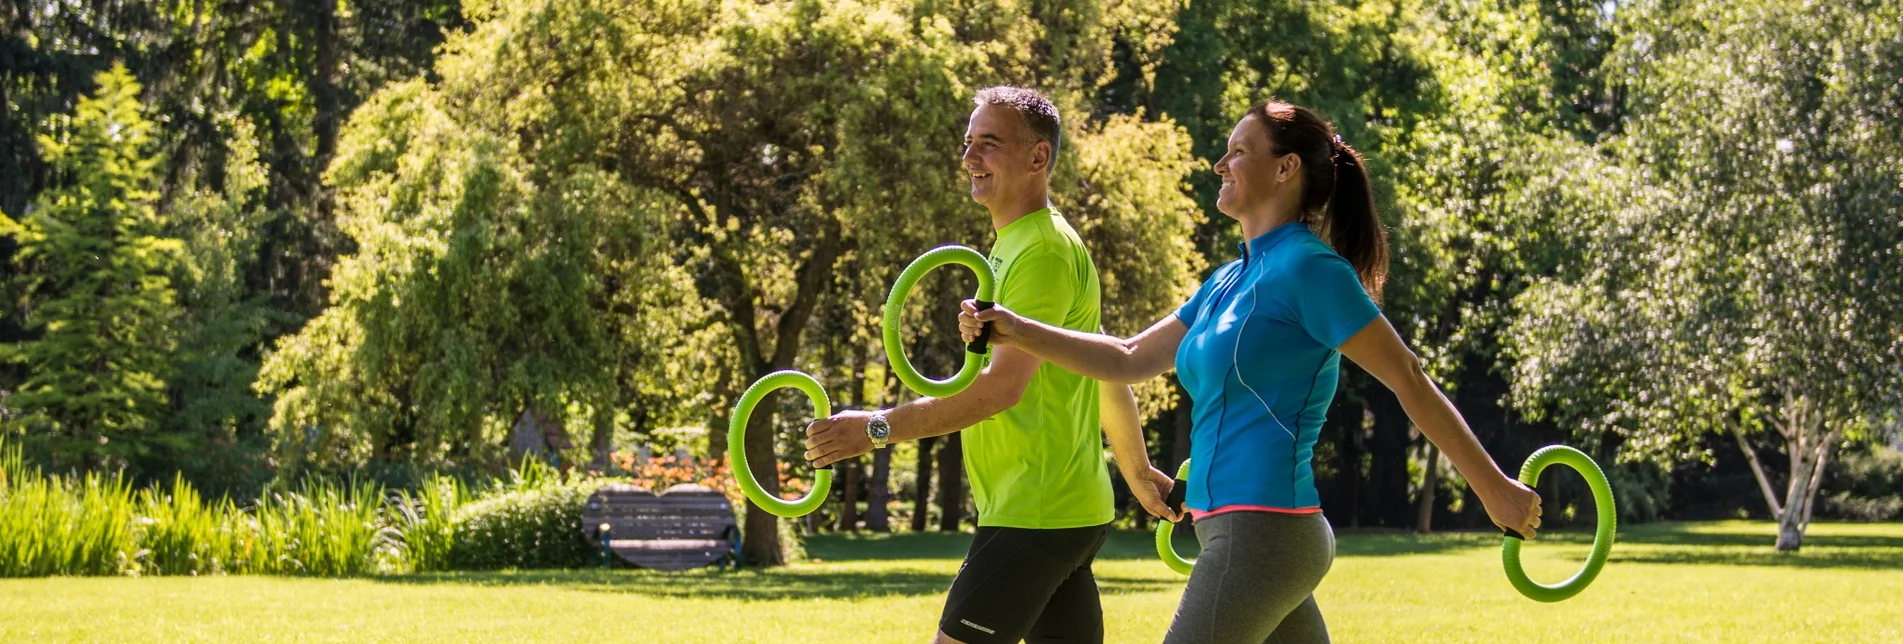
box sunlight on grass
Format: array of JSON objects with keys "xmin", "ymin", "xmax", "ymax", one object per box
[{"xmin": 1, "ymin": 522, "xmax": 1897, "ymax": 642}]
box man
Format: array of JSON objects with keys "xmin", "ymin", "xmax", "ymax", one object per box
[{"xmin": 803, "ymin": 87, "xmax": 1175, "ymax": 644}]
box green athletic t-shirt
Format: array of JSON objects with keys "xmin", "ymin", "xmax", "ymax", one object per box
[{"xmin": 963, "ymin": 208, "xmax": 1114, "ymax": 529}]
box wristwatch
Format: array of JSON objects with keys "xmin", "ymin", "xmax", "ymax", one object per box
[{"xmin": 866, "ymin": 412, "xmax": 892, "ymax": 450}]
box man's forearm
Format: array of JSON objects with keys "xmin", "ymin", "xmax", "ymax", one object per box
[
  {"xmin": 883, "ymin": 377, "xmax": 1019, "ymax": 444},
  {"xmin": 1100, "ymin": 380, "xmax": 1153, "ymax": 480}
]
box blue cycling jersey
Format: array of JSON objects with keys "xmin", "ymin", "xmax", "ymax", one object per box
[{"xmin": 1174, "ymin": 221, "xmax": 1382, "ymax": 513}]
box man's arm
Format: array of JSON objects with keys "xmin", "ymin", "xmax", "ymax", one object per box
[
  {"xmin": 1100, "ymin": 379, "xmax": 1177, "ymax": 520},
  {"xmin": 803, "ymin": 344, "xmax": 1041, "ymax": 469}
]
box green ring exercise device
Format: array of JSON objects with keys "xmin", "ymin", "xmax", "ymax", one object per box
[
  {"xmin": 727, "ymin": 370, "xmax": 835, "ymax": 518},
  {"xmin": 1155, "ymin": 459, "xmax": 1195, "ymax": 575},
  {"xmin": 1502, "ymin": 445, "xmax": 1617, "ymax": 602},
  {"xmin": 884, "ymin": 245, "xmax": 998, "ymax": 398}
]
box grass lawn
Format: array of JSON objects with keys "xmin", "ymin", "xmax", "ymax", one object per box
[{"xmin": 3, "ymin": 520, "xmax": 1898, "ymax": 643}]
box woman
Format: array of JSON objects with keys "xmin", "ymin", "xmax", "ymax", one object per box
[{"xmin": 957, "ymin": 101, "xmax": 1542, "ymax": 643}]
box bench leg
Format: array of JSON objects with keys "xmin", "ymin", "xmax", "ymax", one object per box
[{"xmin": 725, "ymin": 525, "xmax": 743, "ymax": 572}]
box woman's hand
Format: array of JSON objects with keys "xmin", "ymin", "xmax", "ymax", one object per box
[
  {"xmin": 1480, "ymin": 478, "xmax": 1543, "ymax": 539},
  {"xmin": 959, "ymin": 300, "xmax": 1024, "ymax": 346}
]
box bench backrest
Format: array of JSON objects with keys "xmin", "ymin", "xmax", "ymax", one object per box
[{"xmin": 581, "ymin": 483, "xmax": 737, "ymax": 545}]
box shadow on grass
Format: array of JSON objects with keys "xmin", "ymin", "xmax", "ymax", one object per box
[
  {"xmin": 375, "ymin": 532, "xmax": 1184, "ymax": 600},
  {"xmin": 382, "ymin": 567, "xmax": 955, "ymax": 600},
  {"xmin": 805, "ymin": 530, "xmax": 1189, "ymax": 561},
  {"xmin": 1604, "ymin": 522, "xmax": 1903, "ymax": 570},
  {"xmin": 376, "ymin": 523, "xmax": 1902, "ymax": 598}
]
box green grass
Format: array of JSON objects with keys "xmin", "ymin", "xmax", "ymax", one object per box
[{"xmin": 1, "ymin": 521, "xmax": 1898, "ymax": 642}]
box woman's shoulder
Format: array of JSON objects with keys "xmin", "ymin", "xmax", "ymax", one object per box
[{"xmin": 1271, "ymin": 232, "xmax": 1353, "ymax": 274}]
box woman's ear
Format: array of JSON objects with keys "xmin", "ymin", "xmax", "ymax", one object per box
[{"xmin": 1277, "ymin": 152, "xmax": 1303, "ymax": 185}]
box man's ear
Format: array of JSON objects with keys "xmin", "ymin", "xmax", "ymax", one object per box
[{"xmin": 1030, "ymin": 140, "xmax": 1052, "ymax": 175}]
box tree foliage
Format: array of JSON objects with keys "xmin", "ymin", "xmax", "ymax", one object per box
[
  {"xmin": 1506, "ymin": 0, "xmax": 1903, "ymax": 549},
  {"xmin": 1, "ymin": 65, "xmax": 182, "ymax": 471}
]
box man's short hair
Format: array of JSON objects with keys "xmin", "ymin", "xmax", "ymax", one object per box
[{"xmin": 973, "ymin": 86, "xmax": 1061, "ymax": 169}]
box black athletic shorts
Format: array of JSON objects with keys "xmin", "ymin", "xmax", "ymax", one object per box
[{"xmin": 938, "ymin": 522, "xmax": 1111, "ymax": 644}]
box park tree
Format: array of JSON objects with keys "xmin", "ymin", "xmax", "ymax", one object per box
[
  {"xmin": 264, "ymin": 0, "xmax": 1204, "ymax": 565},
  {"xmin": 1507, "ymin": 0, "xmax": 1903, "ymax": 550},
  {"xmin": 1, "ymin": 1, "xmax": 467, "ymax": 489},
  {"xmin": 0, "ymin": 65, "xmax": 183, "ymax": 472},
  {"xmin": 1376, "ymin": 0, "xmax": 1625, "ymax": 532},
  {"xmin": 149, "ymin": 116, "xmax": 279, "ymax": 494},
  {"xmin": 256, "ymin": 75, "xmax": 719, "ymax": 473}
]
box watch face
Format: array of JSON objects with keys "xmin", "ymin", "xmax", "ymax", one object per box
[{"xmin": 870, "ymin": 418, "xmax": 891, "ymax": 439}]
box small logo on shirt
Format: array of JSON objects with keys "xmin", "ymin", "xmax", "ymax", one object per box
[{"xmin": 959, "ymin": 619, "xmax": 997, "ymax": 635}]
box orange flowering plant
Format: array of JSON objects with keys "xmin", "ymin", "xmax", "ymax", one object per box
[{"xmin": 603, "ymin": 452, "xmax": 811, "ymax": 507}]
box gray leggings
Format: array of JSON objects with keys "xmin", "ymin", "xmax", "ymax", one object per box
[{"xmin": 1161, "ymin": 512, "xmax": 1335, "ymax": 644}]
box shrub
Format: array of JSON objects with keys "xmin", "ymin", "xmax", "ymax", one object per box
[
  {"xmin": 448, "ymin": 484, "xmax": 592, "ymax": 570},
  {"xmin": 1822, "ymin": 446, "xmax": 1903, "ymax": 521}
]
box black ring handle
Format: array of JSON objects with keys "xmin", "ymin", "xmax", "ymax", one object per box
[
  {"xmin": 966, "ymin": 300, "xmax": 995, "ymax": 354},
  {"xmin": 1165, "ymin": 476, "xmax": 1189, "ymax": 520}
]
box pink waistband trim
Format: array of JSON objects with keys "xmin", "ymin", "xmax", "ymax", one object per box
[{"xmin": 1189, "ymin": 504, "xmax": 1323, "ymax": 521}]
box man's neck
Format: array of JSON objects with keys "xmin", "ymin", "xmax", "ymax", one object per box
[{"xmin": 988, "ymin": 188, "xmax": 1054, "ymax": 232}]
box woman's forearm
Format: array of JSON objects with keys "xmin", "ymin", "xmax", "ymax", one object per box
[
  {"xmin": 1007, "ymin": 319, "xmax": 1148, "ymax": 382},
  {"xmin": 1394, "ymin": 368, "xmax": 1515, "ymax": 495},
  {"xmin": 1000, "ymin": 314, "xmax": 1184, "ymax": 384}
]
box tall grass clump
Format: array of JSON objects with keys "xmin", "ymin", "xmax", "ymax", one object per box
[
  {"xmin": 393, "ymin": 474, "xmax": 464, "ymax": 572},
  {"xmin": 0, "ymin": 439, "xmax": 140, "ymax": 576},
  {"xmin": 135, "ymin": 475, "xmax": 245, "ymax": 575},
  {"xmin": 246, "ymin": 478, "xmax": 393, "ymax": 576}
]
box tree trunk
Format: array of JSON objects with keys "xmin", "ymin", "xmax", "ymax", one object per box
[
  {"xmin": 1415, "ymin": 439, "xmax": 1441, "ymax": 534},
  {"xmin": 1737, "ymin": 392, "xmax": 1842, "ymax": 553},
  {"xmin": 740, "ymin": 389, "xmax": 786, "ymax": 566},
  {"xmin": 307, "ymin": 0, "xmax": 342, "ymax": 174},
  {"xmin": 1169, "ymin": 383, "xmax": 1192, "ymax": 470},
  {"xmin": 937, "ymin": 433, "xmax": 965, "ymax": 531},
  {"xmin": 866, "ymin": 447, "xmax": 892, "ymax": 532},
  {"xmin": 589, "ymin": 405, "xmax": 615, "ymax": 471},
  {"xmin": 912, "ymin": 435, "xmax": 936, "ymax": 532},
  {"xmin": 509, "ymin": 408, "xmax": 551, "ymax": 461},
  {"xmin": 1351, "ymin": 405, "xmax": 1370, "ymax": 528},
  {"xmin": 839, "ymin": 456, "xmax": 861, "ymax": 531},
  {"xmin": 1370, "ymin": 389, "xmax": 1413, "ymax": 527},
  {"xmin": 1775, "ymin": 424, "xmax": 1839, "ymax": 553}
]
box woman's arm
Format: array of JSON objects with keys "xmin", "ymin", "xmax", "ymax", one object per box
[
  {"xmin": 1338, "ymin": 315, "xmax": 1543, "ymax": 538},
  {"xmin": 959, "ymin": 300, "xmax": 1186, "ymax": 384}
]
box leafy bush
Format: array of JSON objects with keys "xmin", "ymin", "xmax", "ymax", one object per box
[
  {"xmin": 1608, "ymin": 461, "xmax": 1672, "ymax": 524},
  {"xmin": 448, "ymin": 484, "xmax": 593, "ymax": 570},
  {"xmin": 1822, "ymin": 446, "xmax": 1903, "ymax": 521}
]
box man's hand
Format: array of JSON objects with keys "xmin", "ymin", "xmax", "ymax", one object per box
[
  {"xmin": 804, "ymin": 409, "xmax": 878, "ymax": 469},
  {"xmin": 1128, "ymin": 465, "xmax": 1180, "ymax": 522},
  {"xmin": 959, "ymin": 299, "xmax": 1025, "ymax": 346}
]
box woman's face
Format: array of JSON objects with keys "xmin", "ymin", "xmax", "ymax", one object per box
[{"xmin": 1214, "ymin": 114, "xmax": 1298, "ymax": 219}]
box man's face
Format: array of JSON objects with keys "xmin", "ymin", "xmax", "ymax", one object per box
[{"xmin": 961, "ymin": 104, "xmax": 1047, "ymax": 209}]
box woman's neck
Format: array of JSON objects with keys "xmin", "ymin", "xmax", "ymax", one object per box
[{"xmin": 1238, "ymin": 205, "xmax": 1302, "ymax": 243}]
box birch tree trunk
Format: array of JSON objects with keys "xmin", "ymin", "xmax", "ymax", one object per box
[{"xmin": 1733, "ymin": 391, "xmax": 1842, "ymax": 552}]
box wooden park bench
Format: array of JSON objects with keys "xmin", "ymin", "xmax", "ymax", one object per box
[{"xmin": 582, "ymin": 483, "xmax": 742, "ymax": 571}]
